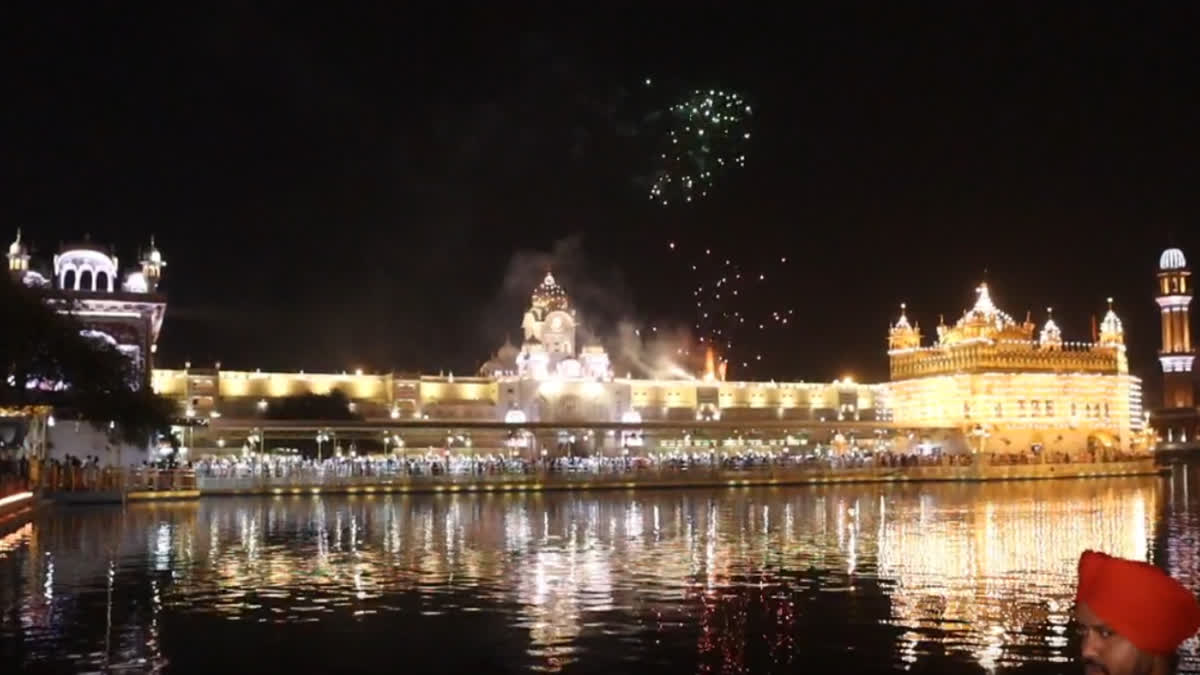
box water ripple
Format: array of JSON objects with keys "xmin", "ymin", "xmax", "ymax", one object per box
[{"xmin": 1, "ymin": 470, "xmax": 1198, "ymax": 673}]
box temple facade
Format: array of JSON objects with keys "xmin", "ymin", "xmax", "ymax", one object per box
[
  {"xmin": 886, "ymin": 283, "xmax": 1145, "ymax": 454},
  {"xmin": 8, "ymin": 229, "xmax": 166, "ymax": 386},
  {"xmin": 148, "ymin": 273, "xmax": 1152, "ymax": 457},
  {"xmin": 7, "ymin": 229, "xmax": 169, "ymax": 463},
  {"xmin": 10, "ymin": 229, "xmax": 1150, "ymax": 459},
  {"xmin": 153, "ymin": 271, "xmax": 885, "ymax": 428}
]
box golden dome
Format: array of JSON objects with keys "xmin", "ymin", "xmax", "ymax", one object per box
[
  {"xmin": 956, "ymin": 283, "xmax": 1016, "ymax": 330},
  {"xmin": 532, "ymin": 272, "xmax": 569, "ymax": 311},
  {"xmin": 939, "ymin": 283, "xmax": 1033, "ymax": 345}
]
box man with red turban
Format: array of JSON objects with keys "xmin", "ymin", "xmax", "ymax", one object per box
[{"xmin": 1076, "ymin": 550, "xmax": 1200, "ymax": 675}]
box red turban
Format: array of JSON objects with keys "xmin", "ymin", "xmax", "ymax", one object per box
[{"xmin": 1076, "ymin": 550, "xmax": 1200, "ymax": 654}]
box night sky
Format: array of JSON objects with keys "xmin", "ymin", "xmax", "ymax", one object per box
[{"xmin": 7, "ymin": 6, "xmax": 1200, "ymax": 394}]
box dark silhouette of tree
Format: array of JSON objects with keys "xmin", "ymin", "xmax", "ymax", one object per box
[
  {"xmin": 0, "ymin": 275, "xmax": 174, "ymax": 445},
  {"xmin": 263, "ymin": 389, "xmax": 362, "ymax": 420}
]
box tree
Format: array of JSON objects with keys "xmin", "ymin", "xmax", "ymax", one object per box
[
  {"xmin": 263, "ymin": 389, "xmax": 362, "ymax": 420},
  {"xmin": 0, "ymin": 275, "xmax": 174, "ymax": 446}
]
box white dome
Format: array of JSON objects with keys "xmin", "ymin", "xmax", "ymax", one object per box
[
  {"xmin": 20, "ymin": 271, "xmax": 49, "ymax": 288},
  {"xmin": 1160, "ymin": 248, "xmax": 1187, "ymax": 270},
  {"xmin": 123, "ymin": 272, "xmax": 149, "ymax": 293},
  {"xmin": 54, "ymin": 247, "xmax": 119, "ymax": 292}
]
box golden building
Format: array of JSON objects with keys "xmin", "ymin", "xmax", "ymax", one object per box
[
  {"xmin": 149, "ymin": 272, "xmax": 897, "ymax": 455},
  {"xmin": 13, "ymin": 230, "xmax": 1157, "ymax": 462},
  {"xmin": 147, "ymin": 276, "xmax": 1156, "ymax": 459},
  {"xmin": 886, "ymin": 283, "xmax": 1145, "ymax": 455},
  {"xmin": 151, "ymin": 272, "xmax": 888, "ymax": 429}
]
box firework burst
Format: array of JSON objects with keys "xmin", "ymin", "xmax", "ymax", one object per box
[{"xmin": 648, "ymin": 88, "xmax": 752, "ymax": 206}]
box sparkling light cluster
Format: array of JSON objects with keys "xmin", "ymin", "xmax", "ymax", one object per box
[
  {"xmin": 648, "ymin": 88, "xmax": 752, "ymax": 206},
  {"xmin": 666, "ymin": 241, "xmax": 793, "ymax": 373}
]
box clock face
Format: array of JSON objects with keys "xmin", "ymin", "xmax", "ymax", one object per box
[{"xmin": 551, "ymin": 316, "xmax": 562, "ymax": 330}]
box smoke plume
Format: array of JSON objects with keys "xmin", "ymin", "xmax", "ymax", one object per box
[{"xmin": 481, "ymin": 235, "xmax": 701, "ymax": 379}]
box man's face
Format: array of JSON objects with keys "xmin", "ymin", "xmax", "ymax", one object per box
[{"xmin": 1075, "ymin": 602, "xmax": 1158, "ymax": 675}]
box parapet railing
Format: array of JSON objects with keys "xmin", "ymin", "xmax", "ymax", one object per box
[
  {"xmin": 31, "ymin": 465, "xmax": 196, "ymax": 493},
  {"xmin": 126, "ymin": 469, "xmax": 197, "ymax": 492},
  {"xmin": 195, "ymin": 455, "xmax": 1156, "ymax": 492},
  {"xmin": 0, "ymin": 474, "xmax": 31, "ymax": 501}
]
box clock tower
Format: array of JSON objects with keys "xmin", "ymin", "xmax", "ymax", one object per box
[{"xmin": 1151, "ymin": 246, "xmax": 1200, "ymax": 449}]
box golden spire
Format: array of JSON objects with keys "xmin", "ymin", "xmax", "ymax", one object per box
[
  {"xmin": 1099, "ymin": 297, "xmax": 1124, "ymax": 346},
  {"xmin": 1040, "ymin": 306, "xmax": 1063, "ymax": 349}
]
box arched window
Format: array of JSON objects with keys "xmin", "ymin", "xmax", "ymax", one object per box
[
  {"xmin": 79, "ymin": 269, "xmax": 94, "ymax": 291},
  {"xmin": 96, "ymin": 271, "xmax": 110, "ymax": 292},
  {"xmin": 61, "ymin": 268, "xmax": 77, "ymax": 290}
]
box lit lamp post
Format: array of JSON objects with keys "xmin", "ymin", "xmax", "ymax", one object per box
[
  {"xmin": 184, "ymin": 404, "xmax": 195, "ymax": 455},
  {"xmin": 316, "ymin": 429, "xmax": 331, "ymax": 461}
]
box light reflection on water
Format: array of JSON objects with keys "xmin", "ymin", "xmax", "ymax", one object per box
[{"xmin": 1, "ymin": 468, "xmax": 1199, "ymax": 674}]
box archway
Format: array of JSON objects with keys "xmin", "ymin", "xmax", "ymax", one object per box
[
  {"xmin": 61, "ymin": 268, "xmax": 77, "ymax": 290},
  {"xmin": 555, "ymin": 394, "xmax": 584, "ymax": 423},
  {"xmin": 78, "ymin": 268, "xmax": 94, "ymax": 291},
  {"xmin": 1087, "ymin": 432, "xmax": 1117, "ymax": 461}
]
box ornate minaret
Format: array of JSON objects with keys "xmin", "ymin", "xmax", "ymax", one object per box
[
  {"xmin": 887, "ymin": 303, "xmax": 921, "ymax": 351},
  {"xmin": 7, "ymin": 228, "xmax": 29, "ymax": 274},
  {"xmin": 1039, "ymin": 307, "xmax": 1063, "ymax": 351},
  {"xmin": 1156, "ymin": 247, "xmax": 1194, "ymax": 409},
  {"xmin": 140, "ymin": 235, "xmax": 165, "ymax": 293}
]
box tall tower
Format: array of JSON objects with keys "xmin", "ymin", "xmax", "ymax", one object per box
[{"xmin": 1156, "ymin": 247, "xmax": 1194, "ymax": 409}]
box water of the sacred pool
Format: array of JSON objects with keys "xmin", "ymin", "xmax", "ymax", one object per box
[{"xmin": 1, "ymin": 465, "xmax": 1198, "ymax": 674}]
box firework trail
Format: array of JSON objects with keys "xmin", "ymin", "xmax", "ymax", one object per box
[{"xmin": 666, "ymin": 240, "xmax": 794, "ymax": 375}]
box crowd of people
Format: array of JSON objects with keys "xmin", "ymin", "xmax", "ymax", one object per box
[
  {"xmin": 0, "ymin": 443, "xmax": 1155, "ymax": 494},
  {"xmin": 0, "ymin": 448, "xmax": 31, "ymax": 497},
  {"xmin": 188, "ymin": 447, "xmax": 975, "ymax": 485}
]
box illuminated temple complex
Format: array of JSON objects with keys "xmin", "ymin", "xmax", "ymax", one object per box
[
  {"xmin": 7, "ymin": 229, "xmax": 1156, "ymax": 459},
  {"xmin": 151, "ymin": 271, "xmax": 891, "ymax": 451},
  {"xmin": 887, "ymin": 283, "xmax": 1143, "ymax": 455}
]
